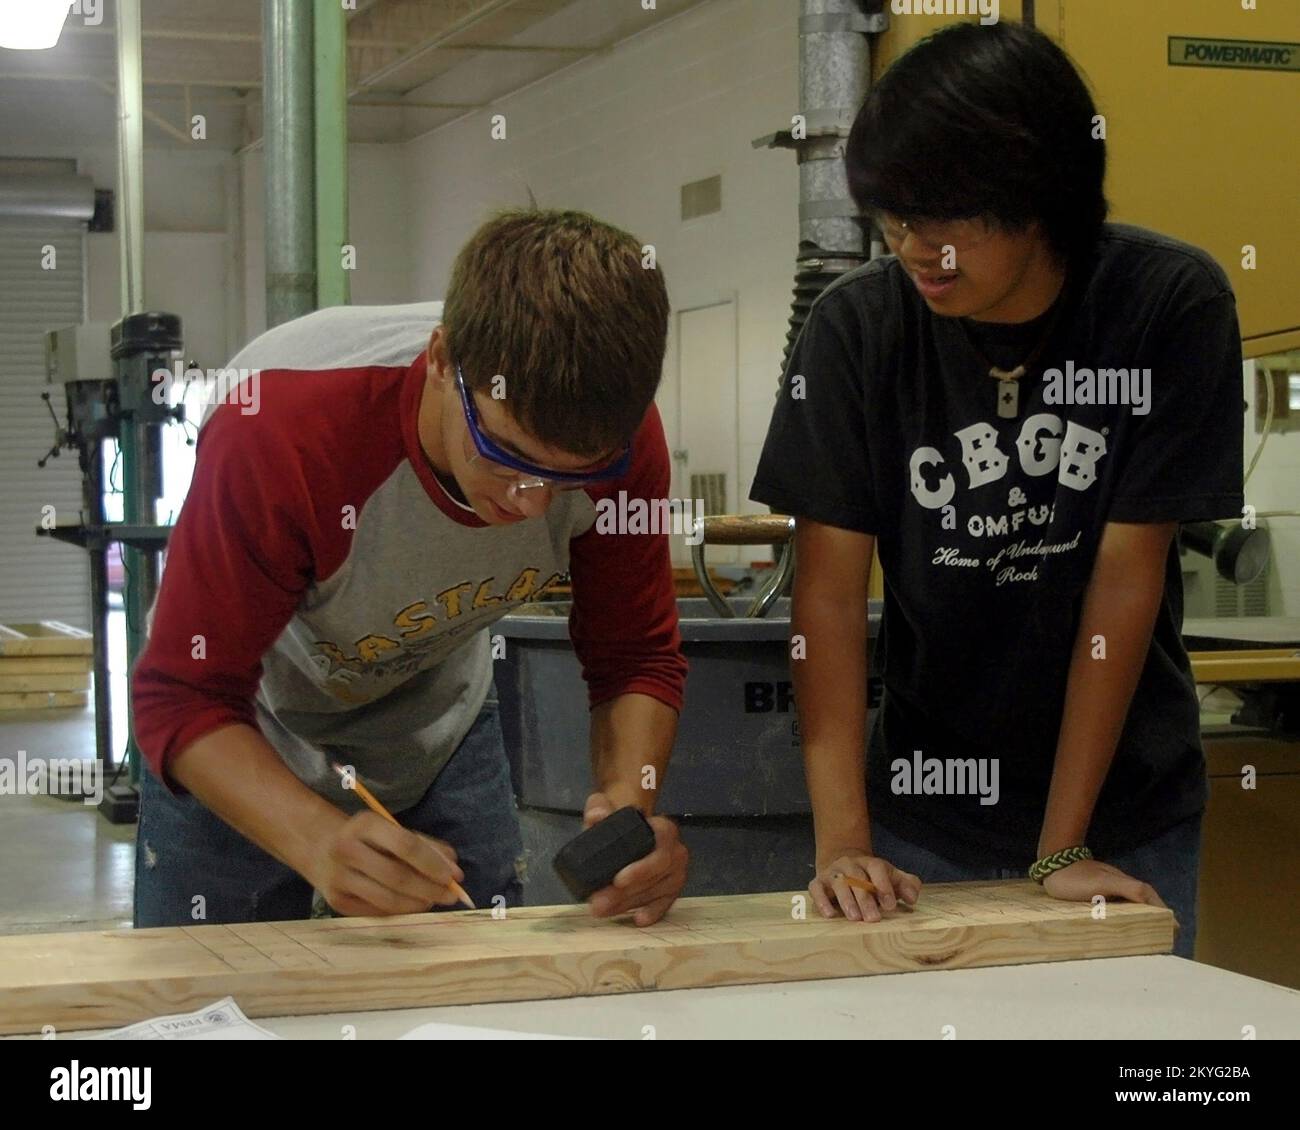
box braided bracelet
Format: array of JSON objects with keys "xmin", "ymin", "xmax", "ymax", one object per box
[{"xmin": 1029, "ymin": 845, "xmax": 1093, "ymax": 883}]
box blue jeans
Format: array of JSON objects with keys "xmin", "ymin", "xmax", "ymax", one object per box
[
  {"xmin": 870, "ymin": 813, "xmax": 1204, "ymax": 959},
  {"xmin": 134, "ymin": 703, "xmax": 525, "ymax": 927}
]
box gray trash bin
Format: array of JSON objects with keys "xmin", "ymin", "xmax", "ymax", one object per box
[{"xmin": 494, "ymin": 594, "xmax": 883, "ymax": 904}]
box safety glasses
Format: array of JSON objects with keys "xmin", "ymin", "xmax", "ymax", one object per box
[
  {"xmin": 454, "ymin": 365, "xmax": 632, "ymax": 486},
  {"xmin": 875, "ymin": 211, "xmax": 996, "ymax": 255}
]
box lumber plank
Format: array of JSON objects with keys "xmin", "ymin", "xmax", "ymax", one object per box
[
  {"xmin": 0, "ymin": 673, "xmax": 91, "ymax": 693},
  {"xmin": 0, "ymin": 657, "xmax": 92, "ymax": 675},
  {"xmin": 0, "ymin": 691, "xmax": 88, "ymax": 710},
  {"xmin": 1189, "ymin": 648, "xmax": 1300, "ymax": 683},
  {"xmin": 0, "ymin": 622, "xmax": 93, "ymax": 658},
  {"xmin": 0, "ymin": 882, "xmax": 1173, "ymax": 1035}
]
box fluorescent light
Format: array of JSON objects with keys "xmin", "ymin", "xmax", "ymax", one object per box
[{"xmin": 0, "ymin": 0, "xmax": 72, "ymax": 50}]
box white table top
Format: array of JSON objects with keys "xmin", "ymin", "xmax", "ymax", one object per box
[{"xmin": 109, "ymin": 955, "xmax": 1299, "ymax": 1040}]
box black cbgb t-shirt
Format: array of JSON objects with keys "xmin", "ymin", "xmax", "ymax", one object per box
[{"xmin": 751, "ymin": 224, "xmax": 1244, "ymax": 866}]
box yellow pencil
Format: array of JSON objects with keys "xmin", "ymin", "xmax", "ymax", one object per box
[
  {"xmin": 837, "ymin": 873, "xmax": 913, "ymax": 910},
  {"xmin": 331, "ymin": 763, "xmax": 476, "ymax": 910}
]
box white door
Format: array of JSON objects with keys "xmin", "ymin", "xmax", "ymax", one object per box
[{"xmin": 675, "ymin": 299, "xmax": 737, "ymax": 566}]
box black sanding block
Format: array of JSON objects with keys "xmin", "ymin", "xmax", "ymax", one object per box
[{"xmin": 553, "ymin": 806, "xmax": 656, "ymax": 901}]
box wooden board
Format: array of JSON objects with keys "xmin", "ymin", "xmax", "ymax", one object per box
[
  {"xmin": 0, "ymin": 622, "xmax": 92, "ymax": 658},
  {"xmin": 1189, "ymin": 648, "xmax": 1300, "ymax": 684},
  {"xmin": 1183, "ymin": 616, "xmax": 1300, "ymax": 646},
  {"xmin": 0, "ymin": 657, "xmax": 92, "ymax": 675},
  {"xmin": 0, "ymin": 673, "xmax": 90, "ymax": 693},
  {"xmin": 0, "ymin": 881, "xmax": 1174, "ymax": 1035},
  {"xmin": 0, "ymin": 691, "xmax": 88, "ymax": 710}
]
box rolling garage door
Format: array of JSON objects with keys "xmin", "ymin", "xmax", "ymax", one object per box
[{"xmin": 0, "ymin": 219, "xmax": 89, "ymax": 628}]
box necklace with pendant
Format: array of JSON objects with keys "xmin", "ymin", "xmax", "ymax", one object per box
[{"xmin": 959, "ymin": 287, "xmax": 1069, "ymax": 419}]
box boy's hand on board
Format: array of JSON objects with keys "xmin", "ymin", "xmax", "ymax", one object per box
[
  {"xmin": 811, "ymin": 850, "xmax": 922, "ymax": 923},
  {"xmin": 312, "ymin": 811, "xmax": 466, "ymax": 917},
  {"xmin": 582, "ymin": 791, "xmax": 688, "ymax": 927},
  {"xmin": 1042, "ymin": 858, "xmax": 1168, "ymax": 909}
]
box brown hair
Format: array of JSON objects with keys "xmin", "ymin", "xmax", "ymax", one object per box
[{"xmin": 442, "ymin": 209, "xmax": 669, "ymax": 458}]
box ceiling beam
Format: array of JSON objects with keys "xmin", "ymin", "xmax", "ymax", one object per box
[
  {"xmin": 349, "ymin": 98, "xmax": 487, "ymax": 109},
  {"xmin": 91, "ymin": 78, "xmax": 190, "ymax": 143},
  {"xmin": 0, "ymin": 71, "xmax": 260, "ymax": 89},
  {"xmin": 409, "ymin": 43, "xmax": 594, "ymax": 53},
  {"xmin": 348, "ymin": 0, "xmax": 525, "ymax": 94},
  {"xmin": 61, "ymin": 25, "xmax": 407, "ymax": 49},
  {"xmin": 0, "ymin": 72, "xmax": 480, "ymax": 110}
]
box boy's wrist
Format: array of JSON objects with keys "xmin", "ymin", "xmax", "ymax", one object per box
[
  {"xmin": 593, "ymin": 779, "xmax": 651, "ymax": 813},
  {"xmin": 815, "ymin": 821, "xmax": 872, "ymax": 865},
  {"xmin": 282, "ymin": 802, "xmax": 350, "ymax": 883},
  {"xmin": 1030, "ymin": 845, "xmax": 1093, "ymax": 883}
]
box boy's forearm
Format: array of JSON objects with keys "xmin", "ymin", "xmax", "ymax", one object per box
[
  {"xmin": 1039, "ymin": 522, "xmax": 1175, "ymax": 856},
  {"xmin": 793, "ymin": 589, "xmax": 872, "ymax": 862},
  {"xmin": 169, "ymin": 723, "xmax": 346, "ymax": 882},
  {"xmin": 589, "ymin": 692, "xmax": 678, "ymax": 813}
]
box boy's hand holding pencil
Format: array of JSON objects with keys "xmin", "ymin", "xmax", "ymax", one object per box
[
  {"xmin": 811, "ymin": 849, "xmax": 923, "ymax": 924},
  {"xmin": 307, "ymin": 762, "xmax": 476, "ymax": 917}
]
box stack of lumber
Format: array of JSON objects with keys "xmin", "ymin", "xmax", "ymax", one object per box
[{"xmin": 0, "ymin": 622, "xmax": 92, "ymax": 711}]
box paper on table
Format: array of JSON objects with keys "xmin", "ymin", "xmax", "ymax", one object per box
[
  {"xmin": 400, "ymin": 1022, "xmax": 590, "ymax": 1040},
  {"xmin": 97, "ymin": 997, "xmax": 279, "ymax": 1040}
]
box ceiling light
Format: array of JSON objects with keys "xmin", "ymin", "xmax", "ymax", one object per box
[{"xmin": 0, "ymin": 0, "xmax": 72, "ymax": 51}]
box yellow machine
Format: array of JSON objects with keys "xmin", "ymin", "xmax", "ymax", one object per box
[{"xmin": 877, "ymin": 0, "xmax": 1298, "ymax": 356}]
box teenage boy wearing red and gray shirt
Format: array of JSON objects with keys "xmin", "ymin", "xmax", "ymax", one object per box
[{"xmin": 132, "ymin": 210, "xmax": 690, "ymax": 927}]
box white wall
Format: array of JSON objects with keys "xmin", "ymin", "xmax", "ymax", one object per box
[
  {"xmin": 77, "ymin": 145, "xmax": 240, "ymax": 369},
  {"xmin": 402, "ymin": 0, "xmax": 800, "ymax": 565},
  {"xmin": 77, "ymin": 145, "xmax": 230, "ymax": 233},
  {"xmin": 1242, "ymin": 362, "xmax": 1300, "ymax": 615},
  {"xmin": 239, "ymin": 142, "xmax": 414, "ymax": 341},
  {"xmin": 86, "ymin": 232, "xmax": 230, "ymax": 367}
]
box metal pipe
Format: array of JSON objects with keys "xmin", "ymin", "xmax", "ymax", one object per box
[
  {"xmin": 691, "ymin": 536, "xmax": 732, "ymax": 619},
  {"xmin": 770, "ymin": 1, "xmax": 881, "ymax": 382},
  {"xmin": 314, "ymin": 0, "xmax": 349, "ymax": 310},
  {"xmin": 797, "ymin": 0, "xmax": 872, "ymax": 257},
  {"xmin": 263, "ymin": 0, "xmax": 315, "ymax": 327},
  {"xmin": 83, "ymin": 443, "xmax": 113, "ymax": 770},
  {"xmin": 746, "ymin": 544, "xmax": 796, "ymax": 620},
  {"xmin": 0, "ymin": 174, "xmax": 94, "ymax": 220},
  {"xmin": 223, "ymin": 158, "xmax": 247, "ymax": 358},
  {"xmin": 114, "ymin": 0, "xmax": 145, "ymax": 315}
]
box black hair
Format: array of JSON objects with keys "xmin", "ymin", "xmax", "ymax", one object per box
[{"xmin": 846, "ymin": 20, "xmax": 1107, "ymax": 264}]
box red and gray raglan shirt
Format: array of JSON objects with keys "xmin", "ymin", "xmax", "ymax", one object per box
[{"xmin": 132, "ymin": 302, "xmax": 687, "ymax": 813}]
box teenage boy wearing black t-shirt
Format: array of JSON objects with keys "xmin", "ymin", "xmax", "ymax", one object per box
[{"xmin": 752, "ymin": 21, "xmax": 1242, "ymax": 958}]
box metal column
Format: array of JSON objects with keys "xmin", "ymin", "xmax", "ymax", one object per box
[
  {"xmin": 263, "ymin": 0, "xmax": 316, "ymax": 327},
  {"xmin": 115, "ymin": 0, "xmax": 144, "ymax": 316},
  {"xmin": 754, "ymin": 1, "xmax": 884, "ymax": 381},
  {"xmin": 314, "ymin": 0, "xmax": 350, "ymax": 309},
  {"xmin": 114, "ymin": 0, "xmax": 156, "ymax": 790}
]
